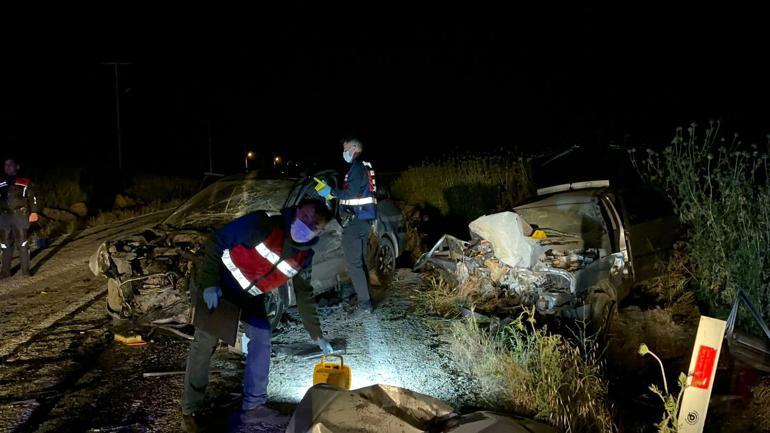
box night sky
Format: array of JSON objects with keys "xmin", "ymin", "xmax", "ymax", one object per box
[{"xmin": 2, "ymin": 5, "xmax": 768, "ymax": 176}]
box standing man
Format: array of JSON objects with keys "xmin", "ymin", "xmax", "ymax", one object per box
[
  {"xmin": 0, "ymin": 158, "xmax": 39, "ymax": 279},
  {"xmin": 316, "ymin": 138, "xmax": 377, "ymax": 314},
  {"xmin": 182, "ymin": 199, "xmax": 334, "ymax": 432}
]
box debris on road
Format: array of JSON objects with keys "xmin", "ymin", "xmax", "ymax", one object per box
[
  {"xmin": 114, "ymin": 334, "xmax": 147, "ymax": 346},
  {"xmin": 142, "ymin": 369, "xmax": 222, "ymax": 378}
]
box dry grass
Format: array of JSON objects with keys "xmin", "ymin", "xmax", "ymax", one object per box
[
  {"xmin": 411, "ymin": 274, "xmax": 466, "ymax": 318},
  {"xmin": 636, "ymin": 242, "xmax": 700, "ymax": 320},
  {"xmin": 751, "ymin": 378, "xmax": 770, "ymax": 431},
  {"xmin": 450, "ymin": 309, "xmax": 615, "ymax": 433},
  {"xmin": 609, "ymin": 247, "xmax": 700, "ymax": 375},
  {"xmin": 392, "ymin": 153, "xmax": 532, "ymax": 218}
]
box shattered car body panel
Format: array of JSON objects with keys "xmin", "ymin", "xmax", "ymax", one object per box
[
  {"xmin": 90, "ymin": 172, "xmax": 405, "ymax": 325},
  {"xmin": 416, "ymin": 186, "xmax": 656, "ymax": 325}
]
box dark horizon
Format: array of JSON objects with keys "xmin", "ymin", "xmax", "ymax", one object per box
[{"xmin": 3, "ymin": 5, "xmax": 768, "ymax": 177}]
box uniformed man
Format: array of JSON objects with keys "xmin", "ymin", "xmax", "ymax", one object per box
[
  {"xmin": 0, "ymin": 158, "xmax": 39, "ymax": 279},
  {"xmin": 316, "ymin": 138, "xmax": 377, "ymax": 315},
  {"xmin": 181, "ymin": 199, "xmax": 334, "ymax": 432}
]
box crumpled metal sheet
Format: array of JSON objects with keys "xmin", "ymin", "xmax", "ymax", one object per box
[{"xmin": 286, "ymin": 384, "xmax": 556, "ymax": 433}]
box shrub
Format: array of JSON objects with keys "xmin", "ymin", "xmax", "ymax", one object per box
[
  {"xmin": 450, "ymin": 309, "xmax": 615, "ymax": 433},
  {"xmin": 638, "ymin": 122, "xmax": 770, "ymax": 328}
]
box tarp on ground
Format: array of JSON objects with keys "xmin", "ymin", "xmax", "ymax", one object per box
[
  {"xmin": 286, "ymin": 384, "xmax": 557, "ymax": 433},
  {"xmin": 286, "ymin": 384, "xmax": 454, "ymax": 433}
]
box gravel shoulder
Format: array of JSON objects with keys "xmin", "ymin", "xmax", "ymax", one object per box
[{"xmin": 2, "ymin": 241, "xmax": 478, "ymax": 433}]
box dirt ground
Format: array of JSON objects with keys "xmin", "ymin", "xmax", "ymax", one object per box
[
  {"xmin": 0, "ymin": 211, "xmax": 477, "ymax": 433},
  {"xmin": 2, "ymin": 213, "xmax": 767, "ymax": 433}
]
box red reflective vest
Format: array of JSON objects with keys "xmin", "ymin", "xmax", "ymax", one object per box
[{"xmin": 220, "ymin": 227, "xmax": 310, "ymax": 296}]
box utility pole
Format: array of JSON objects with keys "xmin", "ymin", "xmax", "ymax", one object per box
[
  {"xmin": 102, "ymin": 62, "xmax": 131, "ymax": 170},
  {"xmin": 208, "ymin": 121, "xmax": 214, "ymax": 173}
]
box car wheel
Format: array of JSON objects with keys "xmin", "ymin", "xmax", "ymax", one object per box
[
  {"xmin": 374, "ymin": 236, "xmax": 397, "ymax": 287},
  {"xmin": 264, "ymin": 284, "xmax": 289, "ymax": 329},
  {"xmin": 587, "ymin": 281, "xmax": 617, "ymax": 334}
]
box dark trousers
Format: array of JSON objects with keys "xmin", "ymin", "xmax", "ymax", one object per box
[
  {"xmin": 342, "ymin": 218, "xmax": 372, "ymax": 303},
  {"xmin": 181, "ymin": 318, "xmax": 272, "ymax": 414},
  {"xmin": 0, "ymin": 213, "xmax": 30, "ymax": 277}
]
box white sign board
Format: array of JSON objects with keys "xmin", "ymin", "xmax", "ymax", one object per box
[{"xmin": 678, "ymin": 316, "xmax": 726, "ymax": 433}]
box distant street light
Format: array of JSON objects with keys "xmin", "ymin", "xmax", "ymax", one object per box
[{"xmin": 245, "ymin": 150, "xmax": 257, "ymax": 170}]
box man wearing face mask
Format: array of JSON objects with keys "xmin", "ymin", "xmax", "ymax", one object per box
[
  {"xmin": 317, "ymin": 138, "xmax": 377, "ymax": 315},
  {"xmin": 181, "ymin": 199, "xmax": 333, "ymax": 432}
]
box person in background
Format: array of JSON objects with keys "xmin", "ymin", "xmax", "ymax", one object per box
[
  {"xmin": 316, "ymin": 138, "xmax": 377, "ymax": 315},
  {"xmin": 0, "ymin": 158, "xmax": 39, "ymax": 279}
]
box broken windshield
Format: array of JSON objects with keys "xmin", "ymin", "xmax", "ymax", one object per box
[{"xmin": 162, "ymin": 178, "xmax": 294, "ymax": 230}]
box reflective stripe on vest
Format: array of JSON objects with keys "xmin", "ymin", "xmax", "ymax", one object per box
[
  {"xmin": 362, "ymin": 161, "xmax": 377, "ymax": 193},
  {"xmin": 221, "ymin": 249, "xmax": 263, "ymax": 296},
  {"xmin": 339, "ymin": 196, "xmax": 377, "ymax": 206},
  {"xmin": 220, "ymin": 226, "xmax": 308, "ymax": 296},
  {"xmin": 255, "ymin": 242, "xmax": 300, "ymax": 278}
]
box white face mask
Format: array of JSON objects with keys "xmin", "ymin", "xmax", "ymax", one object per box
[
  {"xmin": 290, "ymin": 218, "xmax": 318, "ymax": 243},
  {"xmin": 342, "ymin": 150, "xmax": 354, "ymax": 163}
]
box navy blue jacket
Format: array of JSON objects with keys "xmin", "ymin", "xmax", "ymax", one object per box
[
  {"xmin": 194, "ymin": 209, "xmax": 322, "ymax": 338},
  {"xmin": 336, "ymin": 159, "xmax": 376, "ymax": 221}
]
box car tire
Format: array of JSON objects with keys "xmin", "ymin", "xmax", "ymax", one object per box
[
  {"xmin": 372, "ymin": 236, "xmax": 397, "ymax": 288},
  {"xmin": 264, "ymin": 284, "xmax": 289, "ymax": 329},
  {"xmin": 587, "ymin": 280, "xmax": 617, "ymax": 334}
]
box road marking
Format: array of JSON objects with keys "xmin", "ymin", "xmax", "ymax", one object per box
[{"xmin": 0, "ymin": 286, "xmax": 107, "ymax": 360}]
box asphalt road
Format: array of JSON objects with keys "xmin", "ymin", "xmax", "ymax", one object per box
[{"xmin": 0, "ymin": 211, "xmax": 171, "ymax": 432}]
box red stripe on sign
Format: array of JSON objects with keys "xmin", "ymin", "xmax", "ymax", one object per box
[{"xmin": 692, "ymin": 345, "xmax": 717, "ymax": 389}]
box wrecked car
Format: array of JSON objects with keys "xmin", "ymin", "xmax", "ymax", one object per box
[
  {"xmin": 89, "ymin": 171, "xmax": 406, "ymax": 327},
  {"xmin": 416, "ymin": 180, "xmax": 678, "ymax": 327}
]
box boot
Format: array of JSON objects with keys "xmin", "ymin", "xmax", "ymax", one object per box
[
  {"xmin": 1, "ymin": 245, "xmax": 11, "ymax": 279},
  {"xmin": 181, "ymin": 412, "xmax": 208, "ymax": 433},
  {"xmin": 20, "ymin": 240, "xmax": 31, "ymax": 276},
  {"xmin": 240, "ymin": 405, "xmax": 290, "ymax": 425}
]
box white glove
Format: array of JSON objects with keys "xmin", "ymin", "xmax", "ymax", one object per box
[{"xmin": 315, "ymin": 337, "xmax": 334, "ymax": 355}]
